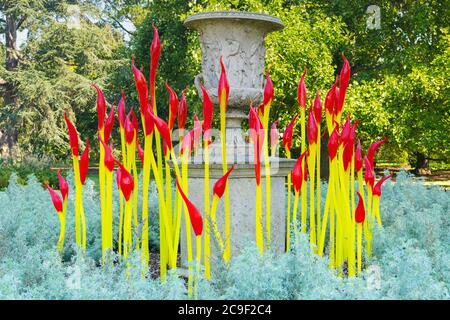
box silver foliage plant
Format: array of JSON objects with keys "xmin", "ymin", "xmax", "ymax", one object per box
[{"xmin": 0, "ymin": 171, "xmax": 448, "ymax": 299}]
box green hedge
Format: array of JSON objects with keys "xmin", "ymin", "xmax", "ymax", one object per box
[{"xmin": 0, "ymin": 159, "xmax": 69, "ymax": 191}]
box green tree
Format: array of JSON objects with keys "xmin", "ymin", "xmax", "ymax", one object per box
[
  {"xmin": 3, "ymin": 0, "xmax": 447, "ymax": 170},
  {"xmin": 129, "ymin": 0, "xmax": 197, "ymax": 122},
  {"xmin": 317, "ymin": 0, "xmax": 450, "ymax": 170},
  {"xmin": 0, "ymin": 0, "xmax": 60, "ymax": 157},
  {"xmin": 94, "ymin": 0, "xmax": 197, "ymax": 128},
  {"xmin": 0, "ymin": 1, "xmax": 126, "ymax": 160},
  {"xmin": 385, "ymin": 36, "xmax": 450, "ymax": 170}
]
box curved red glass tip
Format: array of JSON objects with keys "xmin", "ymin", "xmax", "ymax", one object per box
[
  {"xmin": 118, "ymin": 90, "xmax": 126, "ymax": 129},
  {"xmin": 131, "ymin": 56, "xmax": 149, "ymax": 117},
  {"xmin": 340, "ymin": 53, "xmax": 350, "ymax": 94},
  {"xmin": 124, "ymin": 112, "xmax": 135, "ymax": 145},
  {"xmin": 297, "ymin": 66, "xmax": 307, "ymax": 109},
  {"xmin": 282, "ymin": 113, "xmax": 298, "ymax": 152},
  {"xmin": 303, "ymin": 150, "xmax": 309, "ymax": 181},
  {"xmin": 334, "ymin": 84, "xmax": 340, "ymax": 117},
  {"xmin": 349, "ymin": 120, "xmax": 358, "ymax": 146},
  {"xmin": 201, "ymin": 83, "xmax": 213, "ymax": 143},
  {"xmin": 336, "ymin": 53, "xmax": 350, "ymax": 115},
  {"xmin": 213, "ymin": 165, "xmax": 234, "ymax": 198},
  {"xmin": 180, "ymin": 129, "xmax": 194, "ymax": 156},
  {"xmin": 150, "ymin": 21, "xmax": 161, "ymax": 92},
  {"xmin": 364, "ymin": 156, "xmax": 374, "ymax": 189},
  {"xmin": 99, "ymin": 136, "xmax": 115, "ymax": 172},
  {"xmin": 249, "ymin": 105, "xmax": 264, "ymax": 134},
  {"xmin": 324, "ymin": 80, "xmax": 337, "ymax": 115},
  {"xmin": 263, "ymin": 70, "xmax": 274, "ymax": 106},
  {"xmin": 218, "ymin": 56, "xmax": 230, "ymax": 105},
  {"xmin": 313, "ymin": 91, "xmax": 322, "ymax": 124},
  {"xmin": 48, "ymin": 185, "xmax": 63, "ymax": 213},
  {"xmin": 193, "ymin": 114, "xmax": 202, "ymax": 149},
  {"xmin": 130, "ymin": 109, "xmax": 139, "ymax": 132},
  {"xmin": 355, "ymin": 139, "xmax": 363, "ymax": 172},
  {"xmin": 307, "ymin": 108, "xmax": 318, "ymax": 145},
  {"xmin": 64, "ymin": 112, "xmax": 79, "ymax": 157},
  {"xmin": 166, "ymin": 81, "xmax": 179, "ymax": 131},
  {"xmin": 137, "ymin": 140, "xmax": 144, "ymax": 165},
  {"xmin": 355, "ymin": 191, "xmax": 365, "ymax": 223},
  {"xmin": 143, "ymin": 105, "xmax": 155, "ymax": 136},
  {"xmin": 104, "ymin": 104, "xmax": 115, "ymax": 144},
  {"xmin": 270, "ymin": 118, "xmax": 281, "ymax": 149},
  {"xmin": 149, "ymin": 111, "xmax": 173, "ymax": 151},
  {"xmin": 343, "ymin": 140, "xmax": 353, "ymax": 171},
  {"xmin": 328, "ymin": 125, "xmax": 340, "ymax": 160},
  {"xmin": 292, "ymin": 150, "xmax": 307, "ymax": 193},
  {"xmin": 80, "ymin": 139, "xmax": 90, "ymax": 185},
  {"xmin": 114, "ymin": 160, "xmax": 134, "ymax": 201},
  {"xmin": 176, "ymin": 177, "xmax": 203, "ymax": 236},
  {"xmin": 340, "ymin": 114, "xmax": 351, "ymax": 145},
  {"xmin": 367, "ymin": 138, "xmax": 387, "ymax": 166},
  {"xmin": 373, "ymin": 174, "xmax": 392, "ymax": 196},
  {"xmin": 57, "ymin": 169, "xmax": 68, "ymax": 201},
  {"xmin": 249, "ymin": 106, "xmax": 264, "ymax": 185},
  {"xmin": 92, "ymin": 84, "xmax": 106, "ymax": 131},
  {"xmin": 178, "ymin": 89, "xmax": 187, "ymax": 132}
]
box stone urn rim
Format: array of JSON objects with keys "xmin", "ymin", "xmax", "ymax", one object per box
[{"xmin": 184, "ymin": 11, "xmax": 284, "ymax": 32}]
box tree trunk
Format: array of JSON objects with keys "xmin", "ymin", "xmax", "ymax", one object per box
[
  {"xmin": 320, "ymin": 135, "xmax": 330, "ymax": 180},
  {"xmin": 414, "ymin": 152, "xmax": 431, "ymax": 175},
  {"xmin": 5, "ymin": 15, "xmax": 19, "ymax": 71},
  {"xmin": 1, "ymin": 14, "xmax": 19, "ymax": 158}
]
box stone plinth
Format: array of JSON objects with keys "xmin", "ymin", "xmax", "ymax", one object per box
[{"xmin": 179, "ymin": 157, "xmax": 295, "ymax": 267}]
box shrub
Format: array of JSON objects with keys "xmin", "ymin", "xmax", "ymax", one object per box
[
  {"xmin": 0, "ymin": 171, "xmax": 448, "ymax": 299},
  {"xmin": 0, "ymin": 159, "xmax": 67, "ymax": 190}
]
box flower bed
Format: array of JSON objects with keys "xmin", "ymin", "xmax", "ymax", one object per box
[{"xmin": 0, "ymin": 172, "xmax": 448, "ymax": 299}]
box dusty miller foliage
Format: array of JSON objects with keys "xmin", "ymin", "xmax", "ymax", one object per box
[{"xmin": 0, "ymin": 171, "xmax": 448, "ymax": 299}]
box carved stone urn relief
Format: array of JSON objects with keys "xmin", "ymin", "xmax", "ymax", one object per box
[{"xmin": 185, "ymin": 11, "xmax": 283, "ymax": 135}]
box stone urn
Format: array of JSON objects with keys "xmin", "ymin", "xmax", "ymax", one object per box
[
  {"xmin": 180, "ymin": 12, "xmax": 293, "ymax": 268},
  {"xmin": 185, "ymin": 11, "xmax": 283, "ymax": 108}
]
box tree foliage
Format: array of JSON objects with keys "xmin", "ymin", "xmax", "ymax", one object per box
[
  {"xmin": 1, "ymin": 0, "xmax": 448, "ymax": 169},
  {"xmin": 0, "ymin": 2, "xmax": 126, "ymax": 160},
  {"xmin": 318, "ymin": 0, "xmax": 450, "ymax": 167}
]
